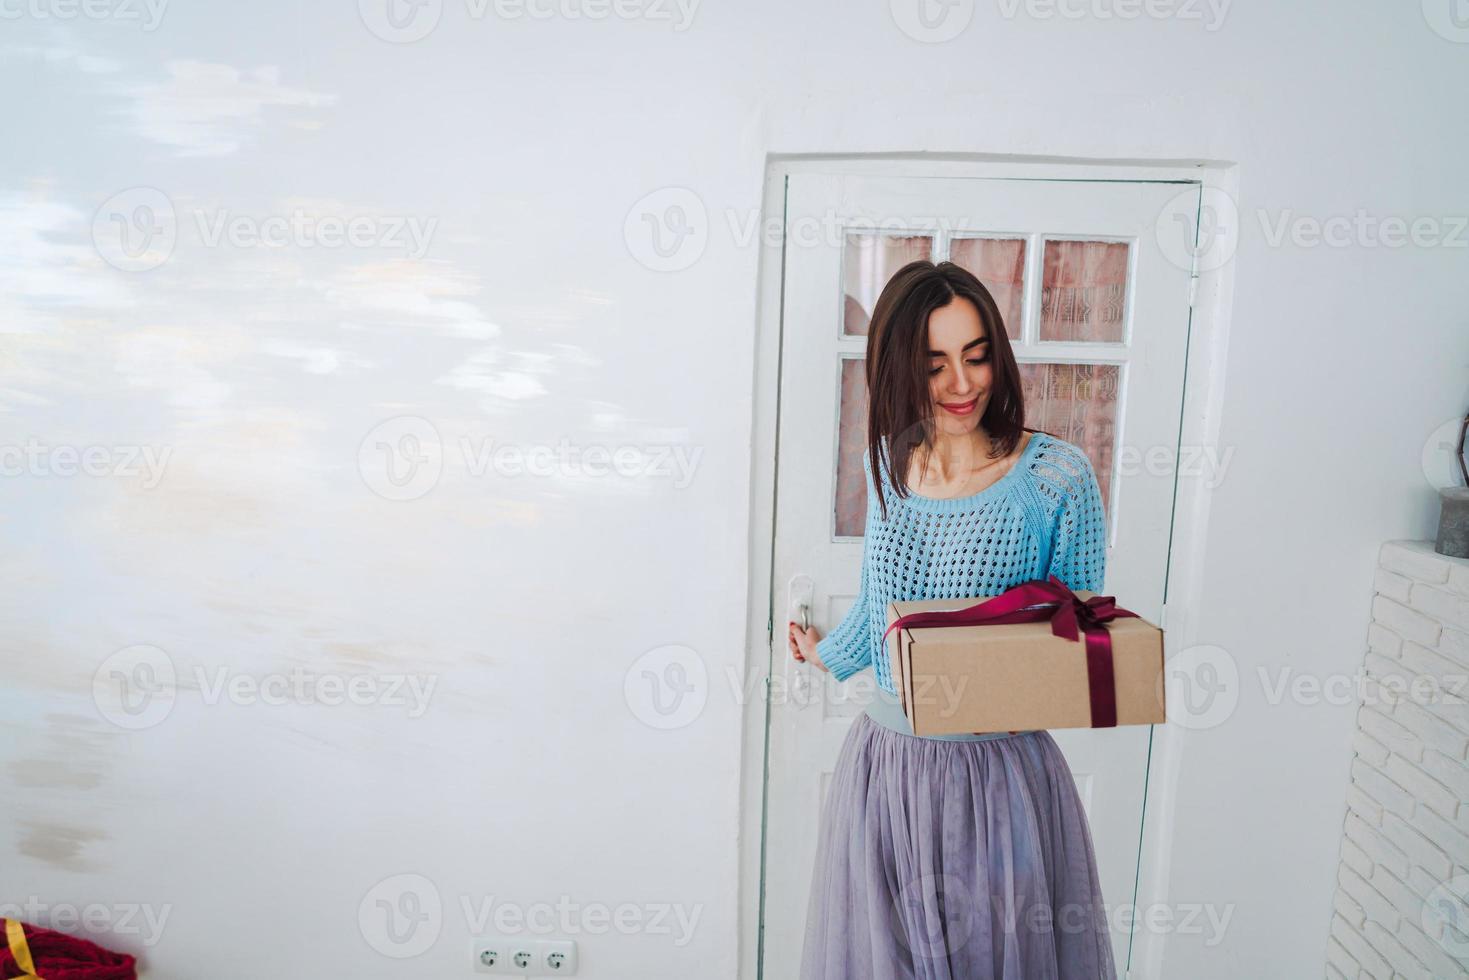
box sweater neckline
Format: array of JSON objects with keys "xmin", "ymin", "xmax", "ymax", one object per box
[{"xmin": 893, "ymin": 431, "xmax": 1047, "ymax": 514}]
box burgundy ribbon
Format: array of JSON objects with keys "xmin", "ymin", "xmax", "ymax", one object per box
[{"xmin": 880, "ymin": 574, "xmax": 1138, "ymax": 728}]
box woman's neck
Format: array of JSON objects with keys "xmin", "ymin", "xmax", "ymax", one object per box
[{"xmin": 918, "ymin": 428, "xmax": 996, "ymax": 483}]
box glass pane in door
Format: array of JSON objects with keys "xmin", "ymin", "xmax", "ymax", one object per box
[
  {"xmin": 948, "ymin": 236, "xmax": 1025, "ymax": 340},
  {"xmin": 1019, "ymin": 361, "xmax": 1119, "ymax": 513},
  {"xmin": 833, "ymin": 356, "xmax": 868, "ymax": 538},
  {"xmin": 1040, "ymin": 240, "xmax": 1129, "ymax": 343},
  {"xmin": 842, "ymin": 234, "xmax": 933, "ymax": 336}
]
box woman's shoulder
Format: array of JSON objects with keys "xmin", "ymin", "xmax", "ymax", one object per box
[
  {"xmin": 1021, "ymin": 431, "xmax": 1099, "ymax": 498},
  {"xmin": 1027, "ymin": 430, "xmax": 1087, "ymax": 465}
]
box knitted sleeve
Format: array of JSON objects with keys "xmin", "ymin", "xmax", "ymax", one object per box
[
  {"xmin": 815, "ymin": 551, "xmax": 873, "ymax": 682},
  {"xmin": 1047, "ymin": 445, "xmax": 1108, "ymax": 593},
  {"xmin": 816, "ymin": 453, "xmax": 876, "ymax": 682}
]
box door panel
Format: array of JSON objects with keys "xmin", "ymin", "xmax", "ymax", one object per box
[{"xmin": 761, "ymin": 173, "xmax": 1199, "ymax": 978}]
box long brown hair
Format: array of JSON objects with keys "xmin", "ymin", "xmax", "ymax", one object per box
[{"xmin": 864, "ymin": 259, "xmax": 1030, "ymax": 521}]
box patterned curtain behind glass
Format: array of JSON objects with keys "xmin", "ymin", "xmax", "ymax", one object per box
[
  {"xmin": 1041, "ymin": 240, "xmax": 1128, "ymax": 342},
  {"xmin": 949, "ymin": 236, "xmax": 1025, "ymax": 340}
]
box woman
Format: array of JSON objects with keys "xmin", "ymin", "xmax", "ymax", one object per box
[{"xmin": 788, "ymin": 260, "xmax": 1116, "ymax": 980}]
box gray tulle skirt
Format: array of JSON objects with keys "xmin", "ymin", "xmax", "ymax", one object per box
[{"xmin": 799, "ymin": 693, "xmax": 1118, "ymax": 980}]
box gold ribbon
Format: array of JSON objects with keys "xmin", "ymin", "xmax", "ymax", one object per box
[{"xmin": 3, "ymin": 919, "xmax": 42, "ymax": 980}]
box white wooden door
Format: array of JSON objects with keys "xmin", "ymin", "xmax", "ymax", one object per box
[{"xmin": 761, "ymin": 173, "xmax": 1199, "ymax": 978}]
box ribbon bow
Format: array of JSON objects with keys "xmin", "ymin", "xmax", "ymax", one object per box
[{"xmin": 880, "ymin": 575, "xmax": 1138, "ymax": 727}]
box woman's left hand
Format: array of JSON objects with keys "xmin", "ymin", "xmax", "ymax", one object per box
[{"xmin": 787, "ymin": 622, "xmax": 829, "ymax": 672}]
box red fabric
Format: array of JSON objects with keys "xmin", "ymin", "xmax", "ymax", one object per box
[{"xmin": 0, "ymin": 921, "xmax": 136, "ymax": 980}]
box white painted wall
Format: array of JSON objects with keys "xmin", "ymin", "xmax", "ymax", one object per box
[{"xmin": 2, "ymin": 2, "xmax": 1466, "ymax": 977}]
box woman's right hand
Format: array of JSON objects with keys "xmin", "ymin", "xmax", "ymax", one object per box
[{"xmin": 787, "ymin": 621, "xmax": 829, "ymax": 673}]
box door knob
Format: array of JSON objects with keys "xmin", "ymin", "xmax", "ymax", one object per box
[{"xmin": 787, "ymin": 575, "xmax": 815, "ymax": 707}]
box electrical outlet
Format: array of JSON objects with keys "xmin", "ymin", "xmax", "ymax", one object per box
[
  {"xmin": 540, "ymin": 939, "xmax": 577, "ymax": 973},
  {"xmin": 472, "ymin": 937, "xmax": 578, "ymax": 975},
  {"xmin": 473, "ymin": 940, "xmax": 501, "ymax": 973}
]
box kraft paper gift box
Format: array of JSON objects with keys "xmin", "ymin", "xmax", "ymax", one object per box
[{"xmin": 882, "ymin": 578, "xmax": 1167, "ymax": 736}]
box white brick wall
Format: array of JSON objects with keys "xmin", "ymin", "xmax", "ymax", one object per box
[{"xmin": 1327, "ymin": 541, "xmax": 1469, "ymax": 979}]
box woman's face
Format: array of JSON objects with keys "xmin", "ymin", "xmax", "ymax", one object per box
[{"xmin": 925, "ymin": 296, "xmax": 993, "ymax": 439}]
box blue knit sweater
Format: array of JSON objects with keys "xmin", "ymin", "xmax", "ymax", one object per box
[{"xmin": 816, "ymin": 430, "xmax": 1109, "ymax": 695}]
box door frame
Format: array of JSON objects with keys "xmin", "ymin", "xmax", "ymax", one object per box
[{"xmin": 737, "ymin": 154, "xmax": 1240, "ymax": 979}]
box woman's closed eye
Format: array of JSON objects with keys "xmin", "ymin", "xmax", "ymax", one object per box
[{"xmin": 928, "ymin": 354, "xmax": 990, "ymax": 376}]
